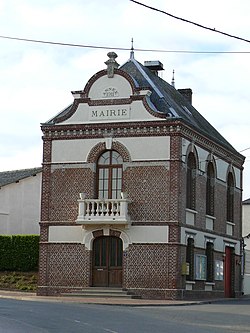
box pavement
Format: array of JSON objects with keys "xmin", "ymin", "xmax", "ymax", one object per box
[{"xmin": 0, "ymin": 289, "xmax": 243, "ymax": 306}]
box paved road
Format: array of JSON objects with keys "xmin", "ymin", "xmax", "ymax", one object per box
[{"xmin": 0, "ymin": 298, "xmax": 249, "ymax": 332}]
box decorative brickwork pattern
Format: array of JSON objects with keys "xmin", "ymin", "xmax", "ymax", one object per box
[
  {"xmin": 47, "ymin": 243, "xmax": 90, "ymax": 287},
  {"xmin": 39, "ymin": 224, "xmax": 48, "ymax": 242},
  {"xmin": 112, "ymin": 141, "xmax": 131, "ymax": 162},
  {"xmin": 41, "ymin": 139, "xmax": 52, "ymax": 221},
  {"xmin": 87, "ymin": 142, "xmax": 106, "ymax": 163},
  {"xmin": 110, "ymin": 229, "xmax": 121, "ymax": 238},
  {"xmin": 49, "ymin": 168, "xmax": 95, "ymax": 221},
  {"xmin": 87, "ymin": 141, "xmax": 131, "ymax": 163},
  {"xmin": 38, "ymin": 60, "xmax": 244, "ymax": 300},
  {"xmin": 123, "ymin": 244, "xmax": 179, "ymax": 290},
  {"xmin": 92, "ymin": 230, "xmax": 103, "ymax": 238},
  {"xmin": 169, "ymin": 135, "xmax": 182, "ymax": 223},
  {"xmin": 168, "ymin": 224, "xmax": 180, "ymax": 243},
  {"xmin": 38, "ymin": 243, "xmax": 48, "ymax": 286},
  {"xmin": 124, "ymin": 166, "xmax": 170, "ymax": 222}
]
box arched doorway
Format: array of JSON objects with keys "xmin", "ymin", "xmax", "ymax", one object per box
[{"xmin": 92, "ymin": 236, "xmax": 123, "ymax": 287}]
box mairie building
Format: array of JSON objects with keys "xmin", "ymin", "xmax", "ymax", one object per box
[{"xmin": 38, "ymin": 51, "xmax": 245, "ymax": 299}]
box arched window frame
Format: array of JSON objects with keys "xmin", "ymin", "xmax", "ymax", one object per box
[
  {"xmin": 186, "ymin": 152, "xmax": 197, "ymax": 210},
  {"xmin": 97, "ymin": 150, "xmax": 123, "ymax": 199},
  {"xmin": 206, "ymin": 161, "xmax": 215, "ymax": 216},
  {"xmin": 226, "ymin": 171, "xmax": 235, "ymax": 222}
]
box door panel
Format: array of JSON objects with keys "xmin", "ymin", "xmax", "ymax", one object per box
[{"xmin": 92, "ymin": 236, "xmax": 122, "ymax": 287}]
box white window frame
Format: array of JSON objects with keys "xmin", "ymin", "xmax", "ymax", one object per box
[
  {"xmin": 195, "ymin": 254, "xmax": 207, "ymax": 280},
  {"xmin": 214, "ymin": 260, "xmax": 224, "ymax": 281}
]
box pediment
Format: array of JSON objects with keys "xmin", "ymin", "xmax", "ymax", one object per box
[{"xmin": 55, "ymin": 69, "xmax": 165, "ymax": 125}]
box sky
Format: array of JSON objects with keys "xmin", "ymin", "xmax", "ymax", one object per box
[{"xmin": 0, "ymin": 0, "xmax": 250, "ymax": 199}]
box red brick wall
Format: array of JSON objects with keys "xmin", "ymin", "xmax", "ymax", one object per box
[
  {"xmin": 123, "ymin": 244, "xmax": 180, "ymax": 289},
  {"xmin": 37, "ymin": 243, "xmax": 90, "ymax": 295},
  {"xmin": 49, "ymin": 168, "xmax": 95, "ymax": 221},
  {"xmin": 124, "ymin": 165, "xmax": 170, "ymax": 222}
]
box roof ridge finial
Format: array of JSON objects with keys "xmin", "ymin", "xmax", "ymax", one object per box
[
  {"xmin": 130, "ymin": 38, "xmax": 134, "ymax": 59},
  {"xmin": 171, "ymin": 69, "xmax": 175, "ymax": 88},
  {"xmin": 105, "ymin": 52, "xmax": 119, "ymax": 78}
]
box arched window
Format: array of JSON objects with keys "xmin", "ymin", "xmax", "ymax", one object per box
[
  {"xmin": 97, "ymin": 150, "xmax": 123, "ymax": 199},
  {"xmin": 186, "ymin": 152, "xmax": 197, "ymax": 210},
  {"xmin": 227, "ymin": 172, "xmax": 234, "ymax": 222},
  {"xmin": 206, "ymin": 162, "xmax": 215, "ymax": 216}
]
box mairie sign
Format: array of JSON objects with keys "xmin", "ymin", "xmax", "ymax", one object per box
[{"xmin": 89, "ymin": 106, "xmax": 130, "ymax": 121}]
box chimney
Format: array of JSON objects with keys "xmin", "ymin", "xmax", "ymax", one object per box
[
  {"xmin": 178, "ymin": 88, "xmax": 192, "ymax": 104},
  {"xmin": 144, "ymin": 60, "xmax": 164, "ymax": 76}
]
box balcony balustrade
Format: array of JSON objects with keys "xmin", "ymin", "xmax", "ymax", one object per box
[{"xmin": 76, "ymin": 193, "xmax": 130, "ymax": 225}]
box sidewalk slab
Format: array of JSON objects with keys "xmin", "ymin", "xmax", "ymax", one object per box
[{"xmin": 0, "ymin": 290, "xmax": 214, "ymax": 306}]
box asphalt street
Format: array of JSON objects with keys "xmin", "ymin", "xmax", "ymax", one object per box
[{"xmin": 0, "ymin": 298, "xmax": 249, "ymax": 333}]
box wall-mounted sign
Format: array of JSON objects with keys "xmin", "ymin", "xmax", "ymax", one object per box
[{"xmin": 89, "ymin": 106, "xmax": 131, "ymax": 121}]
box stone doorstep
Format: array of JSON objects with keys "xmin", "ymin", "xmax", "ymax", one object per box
[{"xmin": 61, "ymin": 287, "xmax": 141, "ymax": 299}]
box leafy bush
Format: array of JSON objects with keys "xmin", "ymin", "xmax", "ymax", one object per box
[{"xmin": 0, "ymin": 235, "xmax": 39, "ymax": 271}]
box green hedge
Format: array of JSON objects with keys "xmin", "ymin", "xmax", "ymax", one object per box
[{"xmin": 0, "ymin": 235, "xmax": 39, "ymax": 271}]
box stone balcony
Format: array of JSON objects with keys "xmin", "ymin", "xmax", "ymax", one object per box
[{"xmin": 76, "ymin": 193, "xmax": 130, "ymax": 226}]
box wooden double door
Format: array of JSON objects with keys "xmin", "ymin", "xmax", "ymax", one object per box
[{"xmin": 92, "ymin": 236, "xmax": 123, "ymax": 287}]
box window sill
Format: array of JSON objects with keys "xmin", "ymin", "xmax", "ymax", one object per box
[
  {"xmin": 205, "ymin": 282, "xmax": 215, "ymax": 286},
  {"xmin": 185, "ymin": 280, "xmax": 195, "ymax": 291}
]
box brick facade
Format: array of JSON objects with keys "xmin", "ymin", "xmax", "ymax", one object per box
[{"xmin": 38, "ymin": 53, "xmax": 245, "ymax": 299}]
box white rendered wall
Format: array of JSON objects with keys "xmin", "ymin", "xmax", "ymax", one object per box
[
  {"xmin": 61, "ymin": 73, "xmax": 165, "ymax": 125},
  {"xmin": 88, "ymin": 74, "xmax": 132, "ymax": 100},
  {"xmin": 61, "ymin": 99, "xmax": 163, "ymax": 125},
  {"xmin": 126, "ymin": 225, "xmax": 168, "ymax": 243},
  {"xmin": 48, "ymin": 225, "xmax": 169, "ymax": 246},
  {"xmin": 49, "ymin": 226, "xmax": 83, "ymax": 242},
  {"xmin": 0, "ymin": 173, "xmax": 41, "ymax": 235},
  {"xmin": 181, "ymin": 226, "xmax": 240, "ymax": 255},
  {"xmin": 242, "ymin": 203, "xmax": 250, "ymax": 237},
  {"xmin": 243, "ymin": 203, "xmax": 250, "ymax": 294},
  {"xmin": 52, "ymin": 136, "xmax": 171, "ymax": 163}
]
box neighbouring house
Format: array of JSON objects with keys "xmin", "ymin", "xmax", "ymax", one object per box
[
  {"xmin": 0, "ymin": 167, "xmax": 42, "ymax": 235},
  {"xmin": 242, "ymin": 198, "xmax": 250, "ymax": 294},
  {"xmin": 38, "ymin": 51, "xmax": 245, "ymax": 299}
]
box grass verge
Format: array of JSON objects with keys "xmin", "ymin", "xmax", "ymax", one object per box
[{"xmin": 0, "ymin": 271, "xmax": 38, "ymax": 291}]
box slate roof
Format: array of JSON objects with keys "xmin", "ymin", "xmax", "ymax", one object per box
[
  {"xmin": 0, "ymin": 167, "xmax": 42, "ymax": 188},
  {"xmin": 44, "ymin": 54, "xmax": 243, "ymax": 157},
  {"xmin": 243, "ymin": 198, "xmax": 250, "ymax": 205},
  {"xmin": 120, "ymin": 57, "xmax": 239, "ymax": 155}
]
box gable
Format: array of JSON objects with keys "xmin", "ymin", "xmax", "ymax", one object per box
[
  {"xmin": 88, "ymin": 73, "xmax": 133, "ymax": 100},
  {"xmin": 47, "ymin": 68, "xmax": 165, "ymax": 126}
]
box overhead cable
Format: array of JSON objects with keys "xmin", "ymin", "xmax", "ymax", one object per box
[
  {"xmin": 130, "ymin": 0, "xmax": 250, "ymax": 44},
  {"xmin": 1, "ymin": 34, "xmax": 250, "ymax": 54}
]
